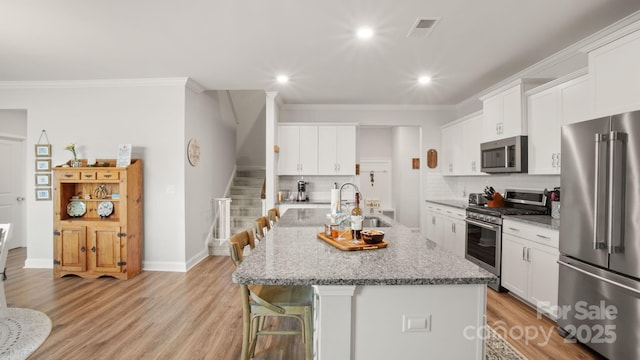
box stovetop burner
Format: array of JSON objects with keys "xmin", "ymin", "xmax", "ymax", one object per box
[{"xmin": 466, "ymin": 188, "xmax": 549, "ymax": 220}]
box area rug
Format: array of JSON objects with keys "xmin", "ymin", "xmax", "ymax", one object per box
[
  {"xmin": 486, "ymin": 326, "xmax": 528, "ymax": 360},
  {"xmin": 0, "ymin": 308, "xmax": 52, "ymax": 360}
]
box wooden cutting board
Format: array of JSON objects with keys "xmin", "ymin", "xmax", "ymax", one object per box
[{"xmin": 317, "ymin": 232, "xmax": 388, "ymax": 251}]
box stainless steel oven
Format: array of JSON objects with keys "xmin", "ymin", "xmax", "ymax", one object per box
[{"xmin": 465, "ymin": 212, "xmax": 502, "ymax": 291}]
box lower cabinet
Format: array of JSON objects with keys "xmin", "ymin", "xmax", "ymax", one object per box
[
  {"xmin": 55, "ymin": 224, "xmax": 124, "ymax": 276},
  {"xmin": 425, "ymin": 202, "xmax": 466, "ymax": 258},
  {"xmin": 502, "ymin": 220, "xmax": 559, "ymax": 319}
]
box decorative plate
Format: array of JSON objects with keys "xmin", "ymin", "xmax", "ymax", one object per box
[
  {"xmin": 66, "ymin": 201, "xmax": 86, "ymax": 217},
  {"xmin": 97, "ymin": 201, "xmax": 114, "ymax": 218}
]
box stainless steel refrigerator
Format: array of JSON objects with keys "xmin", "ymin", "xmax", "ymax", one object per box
[{"xmin": 558, "ymin": 110, "xmax": 640, "ymax": 359}]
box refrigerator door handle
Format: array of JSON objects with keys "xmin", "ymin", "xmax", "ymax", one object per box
[
  {"xmin": 558, "ymin": 260, "xmax": 640, "ymax": 296},
  {"xmin": 593, "ymin": 133, "xmax": 607, "ymax": 250},
  {"xmin": 607, "ymin": 131, "xmax": 627, "ymax": 254}
]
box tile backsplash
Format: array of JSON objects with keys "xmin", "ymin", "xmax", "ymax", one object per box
[
  {"xmin": 426, "ymin": 173, "xmax": 560, "ymax": 200},
  {"xmin": 279, "ymin": 175, "xmax": 355, "ymax": 202}
]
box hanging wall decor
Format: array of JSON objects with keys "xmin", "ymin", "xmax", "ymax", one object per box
[
  {"xmin": 35, "ymin": 130, "xmax": 52, "ymax": 201},
  {"xmin": 427, "ymin": 149, "xmax": 438, "ymax": 169}
]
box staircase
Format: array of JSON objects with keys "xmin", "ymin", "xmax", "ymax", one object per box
[{"xmin": 211, "ymin": 169, "xmax": 264, "ymax": 255}]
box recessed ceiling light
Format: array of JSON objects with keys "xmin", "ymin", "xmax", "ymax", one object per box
[
  {"xmin": 356, "ymin": 27, "xmax": 374, "ymax": 39},
  {"xmin": 418, "ymin": 76, "xmax": 432, "ymax": 85},
  {"xmin": 276, "ymin": 75, "xmax": 289, "ymax": 84}
]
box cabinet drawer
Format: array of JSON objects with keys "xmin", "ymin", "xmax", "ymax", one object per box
[
  {"xmin": 97, "ymin": 171, "xmax": 120, "ymax": 180},
  {"xmin": 80, "ymin": 172, "xmax": 97, "ymax": 180},
  {"xmin": 503, "ymin": 219, "xmax": 559, "ymax": 248},
  {"xmin": 57, "ymin": 171, "xmax": 80, "ymax": 180}
]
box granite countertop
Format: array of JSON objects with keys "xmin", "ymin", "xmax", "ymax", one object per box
[
  {"xmin": 233, "ymin": 208, "xmax": 496, "ymax": 286},
  {"xmin": 504, "ymin": 215, "xmax": 560, "ymax": 231},
  {"xmin": 277, "ymin": 200, "xmax": 330, "ymax": 205},
  {"xmin": 425, "ymin": 199, "xmax": 468, "ymax": 210}
]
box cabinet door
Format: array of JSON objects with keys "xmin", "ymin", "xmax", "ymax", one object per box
[
  {"xmin": 318, "ymin": 126, "xmax": 338, "ymax": 175},
  {"xmin": 528, "ymin": 87, "xmax": 560, "ymax": 175},
  {"xmin": 559, "ymin": 74, "xmax": 594, "ymax": 125},
  {"xmin": 278, "ymin": 126, "xmax": 301, "ymax": 175},
  {"xmin": 443, "ymin": 218, "xmax": 466, "ymax": 258},
  {"xmin": 590, "ymin": 29, "xmax": 640, "ymax": 116},
  {"xmin": 483, "ymin": 95, "xmax": 502, "ymax": 141},
  {"xmin": 461, "ymin": 114, "xmax": 483, "ymax": 175},
  {"xmin": 88, "ymin": 225, "xmax": 122, "ymax": 273},
  {"xmin": 298, "ymin": 126, "xmax": 318, "ymax": 175},
  {"xmin": 528, "ymin": 244, "xmax": 559, "ymax": 319},
  {"xmin": 501, "ymin": 234, "xmax": 528, "ymax": 299},
  {"xmin": 501, "ymin": 84, "xmax": 524, "ymax": 138},
  {"xmin": 55, "ymin": 225, "xmax": 87, "ymax": 272},
  {"xmin": 441, "ymin": 123, "xmax": 462, "ymax": 175},
  {"xmin": 335, "ymin": 126, "xmax": 356, "ymax": 175},
  {"xmin": 426, "ymin": 211, "xmax": 444, "ymax": 247}
]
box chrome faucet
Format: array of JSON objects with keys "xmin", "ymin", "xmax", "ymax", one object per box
[{"xmin": 338, "ymin": 182, "xmax": 360, "ymax": 213}]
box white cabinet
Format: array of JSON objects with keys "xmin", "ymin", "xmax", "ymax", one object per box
[
  {"xmin": 425, "ymin": 202, "xmax": 466, "ymax": 258},
  {"xmin": 278, "ymin": 125, "xmax": 318, "ymax": 175},
  {"xmin": 527, "ymin": 71, "xmax": 593, "ymax": 174},
  {"xmin": 440, "ymin": 122, "xmax": 462, "ymax": 175},
  {"xmin": 318, "ymin": 125, "xmax": 356, "ymax": 175},
  {"xmin": 502, "ymin": 219, "xmax": 559, "ymax": 319},
  {"xmin": 528, "ymin": 86, "xmax": 561, "ymax": 175},
  {"xmin": 441, "ymin": 111, "xmax": 485, "ymax": 176},
  {"xmin": 481, "ymin": 79, "xmax": 549, "ymax": 142},
  {"xmin": 461, "ymin": 112, "xmax": 484, "ymax": 175},
  {"xmin": 586, "ymin": 27, "xmax": 640, "ymax": 116}
]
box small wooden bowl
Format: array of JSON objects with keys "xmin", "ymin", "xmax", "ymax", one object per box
[{"xmin": 361, "ymin": 230, "xmax": 385, "ymax": 244}]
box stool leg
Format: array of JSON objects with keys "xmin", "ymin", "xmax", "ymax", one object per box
[{"xmin": 304, "ymin": 307, "xmax": 313, "ymax": 360}]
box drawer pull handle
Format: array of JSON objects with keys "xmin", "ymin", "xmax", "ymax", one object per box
[
  {"xmin": 103, "ymin": 174, "xmax": 112, "ymax": 178},
  {"xmin": 536, "ymin": 234, "xmax": 551, "ymax": 240},
  {"xmin": 508, "ymin": 227, "xmax": 520, "ymax": 231},
  {"xmin": 84, "ymin": 175, "xmax": 93, "ymax": 178},
  {"xmin": 91, "ymin": 246, "xmax": 96, "ymax": 253},
  {"xmin": 64, "ymin": 174, "xmax": 73, "ymax": 178}
]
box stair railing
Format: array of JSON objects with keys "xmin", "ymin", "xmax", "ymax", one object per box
[{"xmin": 212, "ymin": 198, "xmax": 232, "ymax": 245}]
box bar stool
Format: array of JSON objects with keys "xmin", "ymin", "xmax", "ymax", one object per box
[
  {"xmin": 229, "ymin": 230, "xmax": 313, "ymax": 360},
  {"xmin": 267, "ymin": 207, "xmax": 280, "ymax": 226},
  {"xmin": 253, "ymin": 216, "xmax": 271, "ymax": 241}
]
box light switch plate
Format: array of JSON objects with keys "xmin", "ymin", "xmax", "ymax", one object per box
[{"xmin": 402, "ymin": 314, "xmax": 431, "ymax": 332}]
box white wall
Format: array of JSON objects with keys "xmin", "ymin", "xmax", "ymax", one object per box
[
  {"xmin": 392, "ymin": 127, "xmax": 420, "ymax": 228},
  {"xmin": 231, "ymin": 90, "xmax": 266, "ymax": 169},
  {"xmin": 0, "ymin": 110, "xmax": 27, "ymax": 135},
  {"xmin": 184, "ymin": 89, "xmax": 237, "ymax": 269},
  {"xmin": 0, "ymin": 78, "xmax": 236, "ymax": 271},
  {"xmin": 359, "ymin": 127, "xmax": 392, "ymax": 159}
]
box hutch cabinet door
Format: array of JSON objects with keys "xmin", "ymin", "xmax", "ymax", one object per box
[
  {"xmin": 55, "ymin": 225, "xmax": 87, "ymax": 272},
  {"xmin": 87, "ymin": 225, "xmax": 122, "ymax": 273}
]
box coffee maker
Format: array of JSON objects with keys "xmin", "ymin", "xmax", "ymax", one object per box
[{"xmin": 297, "ymin": 180, "xmax": 308, "ymax": 201}]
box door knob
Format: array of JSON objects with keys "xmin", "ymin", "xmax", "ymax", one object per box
[{"xmin": 16, "ymin": 197, "xmax": 25, "ymax": 201}]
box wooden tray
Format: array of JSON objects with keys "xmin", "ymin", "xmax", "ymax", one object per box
[{"xmin": 316, "ymin": 232, "xmax": 388, "ymax": 251}]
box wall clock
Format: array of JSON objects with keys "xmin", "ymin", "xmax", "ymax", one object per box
[{"xmin": 187, "ymin": 138, "xmax": 200, "ymax": 167}]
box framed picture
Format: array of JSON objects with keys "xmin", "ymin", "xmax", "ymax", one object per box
[
  {"xmin": 116, "ymin": 144, "xmax": 132, "ymax": 167},
  {"xmin": 35, "ymin": 159, "xmax": 51, "ymax": 171},
  {"xmin": 35, "ymin": 173, "xmax": 51, "ymax": 186},
  {"xmin": 35, "ymin": 144, "xmax": 51, "ymax": 157},
  {"xmin": 35, "ymin": 188, "xmax": 51, "ymax": 201}
]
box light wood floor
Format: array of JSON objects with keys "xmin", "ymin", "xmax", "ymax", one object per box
[{"xmin": 6, "ymin": 247, "xmax": 602, "ymax": 360}]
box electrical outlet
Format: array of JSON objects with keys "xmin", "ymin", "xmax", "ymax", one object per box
[{"xmin": 402, "ymin": 314, "xmax": 431, "ymax": 333}]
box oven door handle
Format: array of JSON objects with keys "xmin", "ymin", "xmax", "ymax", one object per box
[{"xmin": 465, "ymin": 218, "xmax": 501, "ymax": 231}]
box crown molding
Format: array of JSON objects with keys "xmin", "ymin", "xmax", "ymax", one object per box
[
  {"xmin": 0, "ymin": 77, "xmax": 191, "ymax": 89},
  {"xmin": 280, "ymin": 103, "xmax": 454, "ymax": 112}
]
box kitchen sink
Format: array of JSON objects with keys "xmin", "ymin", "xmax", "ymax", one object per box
[{"xmin": 362, "ymin": 216, "xmax": 391, "ymax": 228}]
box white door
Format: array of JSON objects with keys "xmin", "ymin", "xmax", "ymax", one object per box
[
  {"xmin": 0, "ymin": 138, "xmax": 26, "ymax": 249},
  {"xmin": 500, "ymin": 234, "xmax": 528, "ymax": 299}
]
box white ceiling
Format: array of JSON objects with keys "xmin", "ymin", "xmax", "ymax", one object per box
[{"xmin": 2, "ymin": 0, "xmax": 640, "ymax": 105}]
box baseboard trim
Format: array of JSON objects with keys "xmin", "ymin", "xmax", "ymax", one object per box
[
  {"xmin": 142, "ymin": 261, "xmax": 187, "ymax": 272},
  {"xmin": 24, "ymin": 258, "xmax": 53, "ymax": 269}
]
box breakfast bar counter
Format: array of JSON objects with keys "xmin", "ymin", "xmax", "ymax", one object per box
[{"xmin": 233, "ymin": 208, "xmax": 496, "ymax": 360}]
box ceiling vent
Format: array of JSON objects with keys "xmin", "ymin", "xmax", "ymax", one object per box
[{"xmin": 407, "ymin": 18, "xmax": 440, "ymax": 38}]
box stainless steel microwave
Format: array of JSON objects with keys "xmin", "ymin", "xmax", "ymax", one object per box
[{"xmin": 480, "ymin": 136, "xmax": 528, "ymax": 173}]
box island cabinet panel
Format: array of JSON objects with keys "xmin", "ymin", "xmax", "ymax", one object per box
[{"xmin": 53, "ymin": 159, "xmax": 143, "ymax": 279}]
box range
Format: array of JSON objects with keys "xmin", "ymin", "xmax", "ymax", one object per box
[{"xmin": 465, "ymin": 189, "xmax": 548, "ymax": 291}]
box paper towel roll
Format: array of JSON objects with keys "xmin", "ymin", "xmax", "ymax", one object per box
[{"xmin": 330, "ymin": 189, "xmax": 340, "ymax": 216}]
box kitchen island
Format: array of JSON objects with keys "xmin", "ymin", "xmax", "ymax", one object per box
[{"xmin": 233, "ymin": 208, "xmax": 496, "ymax": 360}]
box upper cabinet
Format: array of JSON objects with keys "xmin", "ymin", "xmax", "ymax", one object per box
[
  {"xmin": 440, "ymin": 111, "xmax": 486, "ymax": 176},
  {"xmin": 278, "ymin": 125, "xmax": 319, "ymax": 175},
  {"xmin": 278, "ymin": 124, "xmax": 357, "ymax": 176},
  {"xmin": 585, "ymin": 25, "xmax": 640, "ymax": 117},
  {"xmin": 480, "ymin": 79, "xmax": 550, "ymax": 142},
  {"xmin": 527, "ymin": 70, "xmax": 594, "ymax": 175},
  {"xmin": 318, "ymin": 125, "xmax": 357, "ymax": 175}
]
